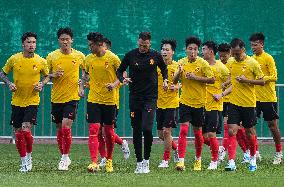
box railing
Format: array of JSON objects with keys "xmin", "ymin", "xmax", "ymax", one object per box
[{"xmin": 0, "ymin": 82, "xmax": 283, "ymax": 139}]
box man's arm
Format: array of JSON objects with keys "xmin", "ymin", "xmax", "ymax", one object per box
[
  {"xmin": 236, "ymin": 75, "xmax": 265, "ymax": 86},
  {"xmin": 117, "ymin": 53, "xmax": 130, "ymax": 84},
  {"xmin": 0, "ymin": 70, "xmax": 16, "ymax": 91},
  {"xmin": 185, "ymin": 72, "xmax": 215, "ymax": 84}
]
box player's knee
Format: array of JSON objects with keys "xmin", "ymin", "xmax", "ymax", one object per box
[
  {"xmin": 163, "ymin": 128, "xmax": 172, "ymax": 138},
  {"xmin": 179, "ymin": 125, "xmax": 189, "ymax": 137},
  {"xmin": 158, "ymin": 130, "xmax": 164, "ymax": 140},
  {"xmin": 22, "ymin": 122, "xmax": 32, "ymax": 132},
  {"xmin": 89, "ymin": 123, "xmax": 100, "ymax": 136}
]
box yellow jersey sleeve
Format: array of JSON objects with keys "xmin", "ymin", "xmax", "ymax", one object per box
[{"xmin": 2, "ymin": 55, "xmax": 16, "ymax": 74}]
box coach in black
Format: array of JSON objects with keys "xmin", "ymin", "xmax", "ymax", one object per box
[{"xmin": 117, "ymin": 32, "xmax": 168, "ymax": 174}]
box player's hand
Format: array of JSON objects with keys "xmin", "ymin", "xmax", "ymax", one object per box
[
  {"xmin": 236, "ymin": 75, "xmax": 248, "ymax": 83},
  {"xmin": 213, "ymin": 93, "xmax": 223, "ymax": 101},
  {"xmin": 34, "ymin": 82, "xmax": 44, "ymax": 92},
  {"xmin": 8, "ymin": 83, "xmax": 17, "ymax": 92},
  {"xmin": 185, "ymin": 72, "xmax": 196, "ymax": 80},
  {"xmin": 163, "ymin": 79, "xmax": 168, "ymax": 91},
  {"xmin": 78, "ymin": 88, "xmax": 85, "ymax": 97},
  {"xmin": 177, "ymin": 63, "xmax": 183, "ymax": 73},
  {"xmin": 123, "ymin": 78, "xmax": 132, "ymax": 85},
  {"xmin": 106, "ymin": 83, "xmax": 115, "ymax": 91},
  {"xmin": 169, "ymin": 84, "xmax": 177, "ymax": 91}
]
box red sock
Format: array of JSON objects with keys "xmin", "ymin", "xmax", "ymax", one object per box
[
  {"xmin": 56, "ymin": 128, "xmax": 63, "ymax": 155},
  {"xmin": 23, "ymin": 131, "xmax": 33, "ymax": 154},
  {"xmin": 194, "ymin": 129, "xmax": 204, "ymax": 158},
  {"xmin": 62, "ymin": 127, "xmax": 72, "ymax": 154},
  {"xmin": 236, "ymin": 128, "xmax": 247, "ymax": 153},
  {"xmin": 163, "ymin": 150, "xmax": 170, "ymax": 161},
  {"xmin": 228, "ymin": 135, "xmax": 237, "ymax": 160},
  {"xmin": 177, "ymin": 124, "xmax": 189, "ymax": 158},
  {"xmin": 98, "ymin": 133, "xmax": 107, "ymax": 158},
  {"xmin": 172, "ymin": 140, "xmax": 178, "ymax": 150},
  {"xmin": 104, "ymin": 125, "xmax": 115, "ymax": 160},
  {"xmin": 15, "ymin": 131, "xmax": 26, "ymax": 157},
  {"xmin": 275, "ymin": 144, "xmax": 282, "ymax": 152},
  {"xmin": 210, "ymin": 137, "xmax": 219, "ymax": 162},
  {"xmin": 248, "ymin": 134, "xmax": 257, "ymax": 156},
  {"xmin": 222, "ymin": 122, "xmax": 229, "ymax": 150},
  {"xmin": 204, "ymin": 137, "xmax": 210, "ymax": 146},
  {"xmin": 255, "ymin": 136, "xmax": 259, "ymax": 151},
  {"xmin": 88, "ymin": 123, "xmax": 100, "ymax": 163},
  {"xmin": 114, "ymin": 133, "xmax": 123, "ymax": 145}
]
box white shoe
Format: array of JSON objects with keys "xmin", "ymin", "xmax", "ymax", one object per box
[
  {"xmin": 273, "ymin": 152, "xmax": 283, "ymax": 165},
  {"xmin": 207, "ymin": 161, "xmax": 218, "ymax": 170},
  {"xmin": 225, "ymin": 159, "xmax": 236, "ymax": 171},
  {"xmin": 99, "ymin": 157, "xmax": 107, "ymax": 168},
  {"xmin": 158, "ymin": 160, "xmax": 169, "ymax": 168},
  {"xmin": 256, "ymin": 151, "xmax": 262, "ymax": 162},
  {"xmin": 248, "ymin": 156, "xmax": 257, "ymax": 172},
  {"xmin": 121, "ymin": 140, "xmax": 130, "ymax": 159},
  {"xmin": 134, "ymin": 162, "xmax": 143, "ymax": 174},
  {"xmin": 58, "ymin": 157, "xmax": 71, "ymax": 171},
  {"xmin": 241, "ymin": 151, "xmax": 250, "ymax": 164},
  {"xmin": 26, "ymin": 157, "xmax": 32, "ymax": 171},
  {"xmin": 142, "ymin": 159, "xmax": 150, "ymax": 173},
  {"xmin": 19, "ymin": 164, "xmax": 28, "ymax": 173},
  {"xmin": 218, "ymin": 146, "xmax": 226, "ymax": 162},
  {"xmin": 173, "ymin": 150, "xmax": 179, "ymax": 163}
]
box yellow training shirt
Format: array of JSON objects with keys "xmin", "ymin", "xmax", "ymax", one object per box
[
  {"xmin": 157, "ymin": 61, "xmax": 179, "ymax": 109},
  {"xmin": 2, "ymin": 52, "xmax": 49, "ymax": 107},
  {"xmin": 205, "ymin": 60, "xmax": 230, "ymax": 111},
  {"xmin": 226, "ymin": 56, "xmax": 264, "ymax": 107},
  {"xmin": 46, "ymin": 49, "xmax": 85, "ymax": 103},
  {"xmin": 85, "ymin": 50, "xmax": 121, "ymax": 105},
  {"xmin": 252, "ymin": 51, "xmax": 277, "ymax": 102},
  {"xmin": 178, "ymin": 56, "xmax": 214, "ymax": 108}
]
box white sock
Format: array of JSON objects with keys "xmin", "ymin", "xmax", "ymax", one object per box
[
  {"xmin": 179, "ymin": 158, "xmax": 184, "ymax": 162},
  {"xmin": 21, "ymin": 156, "xmax": 27, "ymax": 165},
  {"xmin": 62, "ymin": 154, "xmax": 69, "ymax": 160},
  {"xmin": 27, "ymin": 153, "xmax": 32, "ymax": 159}
]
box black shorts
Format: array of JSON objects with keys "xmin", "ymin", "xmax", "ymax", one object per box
[
  {"xmin": 222, "ymin": 102, "xmax": 229, "ymax": 118},
  {"xmin": 178, "ymin": 103, "xmax": 204, "ymax": 127},
  {"xmin": 51, "ymin": 100, "xmax": 78, "ymax": 124},
  {"xmin": 113, "ymin": 108, "xmax": 119, "ymax": 128},
  {"xmin": 10, "ymin": 105, "xmax": 38, "ymax": 128},
  {"xmin": 86, "ymin": 102, "xmax": 116, "ymax": 125},
  {"xmin": 129, "ymin": 99, "xmax": 156, "ymax": 131},
  {"xmin": 227, "ymin": 103, "xmax": 256, "ymax": 128},
  {"xmin": 256, "ymin": 101, "xmax": 279, "ymax": 121},
  {"xmin": 156, "ymin": 108, "xmax": 178, "ymax": 130},
  {"xmin": 216, "ymin": 111, "xmax": 223, "ymax": 134},
  {"xmin": 203, "ymin": 110, "xmax": 220, "ymax": 133}
]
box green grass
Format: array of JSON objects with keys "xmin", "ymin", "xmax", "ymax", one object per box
[{"xmin": 0, "ymin": 142, "xmax": 284, "ymax": 187}]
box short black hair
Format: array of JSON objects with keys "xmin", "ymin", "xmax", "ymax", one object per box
[
  {"xmin": 202, "ymin": 40, "xmax": 218, "ymax": 55},
  {"xmin": 87, "ymin": 32, "xmax": 104, "ymax": 44},
  {"xmin": 139, "ymin": 32, "xmax": 151, "ymax": 41},
  {"xmin": 185, "ymin": 36, "xmax": 201, "ymax": 48},
  {"xmin": 230, "ymin": 38, "xmax": 245, "ymax": 49},
  {"xmin": 21, "ymin": 32, "xmax": 37, "ymax": 43},
  {"xmin": 218, "ymin": 43, "xmax": 231, "ymax": 53},
  {"xmin": 249, "ymin": 32, "xmax": 265, "ymax": 42},
  {"xmin": 57, "ymin": 27, "xmax": 73, "ymax": 39},
  {"xmin": 160, "ymin": 39, "xmax": 177, "ymax": 51},
  {"xmin": 103, "ymin": 37, "xmax": 112, "ymax": 49}
]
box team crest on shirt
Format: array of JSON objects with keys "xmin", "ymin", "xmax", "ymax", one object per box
[
  {"xmin": 33, "ymin": 65, "xmax": 38, "ymax": 71},
  {"xmin": 149, "ymin": 59, "xmax": 154, "ymax": 65},
  {"xmin": 105, "ymin": 62, "xmax": 109, "ymax": 68},
  {"xmin": 242, "ymin": 66, "xmax": 247, "ymax": 72},
  {"xmin": 72, "ymin": 60, "xmax": 77, "ymax": 65},
  {"xmin": 195, "ymin": 67, "xmax": 200, "ymax": 72}
]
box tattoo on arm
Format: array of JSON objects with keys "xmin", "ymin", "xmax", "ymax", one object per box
[{"xmin": 0, "ymin": 71, "xmax": 12, "ymax": 86}]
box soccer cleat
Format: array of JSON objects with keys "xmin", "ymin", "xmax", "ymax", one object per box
[
  {"xmin": 256, "ymin": 151, "xmax": 262, "ymax": 162},
  {"xmin": 134, "ymin": 162, "xmax": 143, "ymax": 174},
  {"xmin": 193, "ymin": 159, "xmax": 202, "ymax": 171},
  {"xmin": 87, "ymin": 162, "xmax": 100, "ymax": 173},
  {"xmin": 106, "ymin": 159, "xmax": 113, "ymax": 173},
  {"xmin": 58, "ymin": 157, "xmax": 71, "ymax": 171},
  {"xmin": 26, "ymin": 157, "xmax": 32, "ymax": 171},
  {"xmin": 121, "ymin": 140, "xmax": 130, "ymax": 160},
  {"xmin": 19, "ymin": 164, "xmax": 28, "ymax": 173},
  {"xmin": 273, "ymin": 152, "xmax": 283, "ymax": 165},
  {"xmin": 218, "ymin": 146, "xmax": 226, "ymax": 162},
  {"xmin": 142, "ymin": 159, "xmax": 150, "ymax": 173},
  {"xmin": 158, "ymin": 160, "xmax": 169, "ymax": 168},
  {"xmin": 248, "ymin": 157, "xmax": 257, "ymax": 172},
  {"xmin": 225, "ymin": 159, "xmax": 236, "ymax": 171},
  {"xmin": 176, "ymin": 161, "xmax": 185, "ymax": 171},
  {"xmin": 207, "ymin": 161, "xmax": 218, "ymax": 170},
  {"xmin": 241, "ymin": 151, "xmax": 250, "ymax": 164},
  {"xmin": 99, "ymin": 157, "xmax": 107, "ymax": 168},
  {"xmin": 173, "ymin": 150, "xmax": 179, "ymax": 163}
]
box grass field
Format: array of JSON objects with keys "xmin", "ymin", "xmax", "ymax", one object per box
[{"xmin": 0, "ymin": 142, "xmax": 284, "ymax": 187}]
